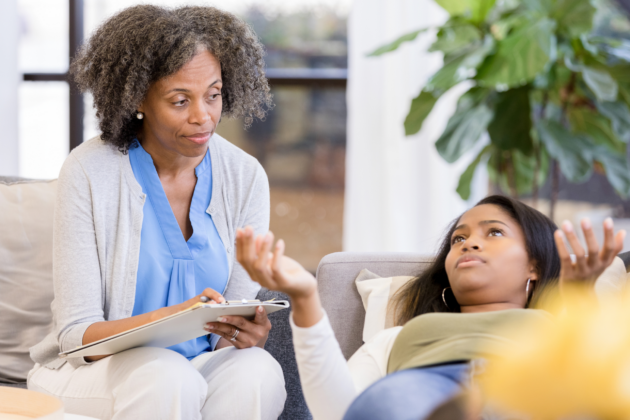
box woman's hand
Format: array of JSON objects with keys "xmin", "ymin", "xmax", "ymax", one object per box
[
  {"xmin": 157, "ymin": 288, "xmax": 226, "ymax": 321},
  {"xmin": 235, "ymin": 226, "xmax": 317, "ymax": 300},
  {"xmin": 555, "ymin": 217, "xmax": 625, "ymax": 290},
  {"xmin": 205, "ymin": 306, "xmax": 271, "ymax": 349},
  {"xmin": 235, "ymin": 226, "xmax": 323, "ymax": 328}
]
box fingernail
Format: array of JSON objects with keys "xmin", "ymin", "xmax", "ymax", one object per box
[
  {"xmin": 605, "ymin": 217, "xmax": 613, "ymax": 229},
  {"xmin": 258, "ymin": 305, "xmax": 263, "ymax": 313},
  {"xmin": 562, "ymin": 220, "xmax": 573, "ymax": 232},
  {"xmin": 206, "ymin": 325, "xmax": 214, "ymax": 330},
  {"xmin": 582, "ymin": 218, "xmax": 591, "ymax": 230},
  {"xmin": 217, "ymin": 317, "xmax": 226, "ymax": 322}
]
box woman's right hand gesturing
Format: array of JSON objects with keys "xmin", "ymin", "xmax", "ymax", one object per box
[
  {"xmin": 236, "ymin": 226, "xmax": 323, "ymax": 327},
  {"xmin": 236, "ymin": 226, "xmax": 317, "ymax": 299},
  {"xmin": 555, "ymin": 217, "xmax": 625, "ymax": 292}
]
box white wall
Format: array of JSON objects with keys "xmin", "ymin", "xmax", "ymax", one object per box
[
  {"xmin": 0, "ymin": 0, "xmax": 20, "ymax": 176},
  {"xmin": 344, "ymin": 0, "xmax": 488, "ymax": 255}
]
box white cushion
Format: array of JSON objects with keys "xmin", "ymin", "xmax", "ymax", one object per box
[
  {"xmin": 354, "ymin": 270, "xmax": 413, "ymax": 342},
  {"xmin": 0, "ymin": 179, "xmax": 56, "ymax": 381}
]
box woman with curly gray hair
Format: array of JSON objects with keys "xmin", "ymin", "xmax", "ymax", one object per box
[{"xmin": 28, "ymin": 5, "xmax": 286, "ymax": 419}]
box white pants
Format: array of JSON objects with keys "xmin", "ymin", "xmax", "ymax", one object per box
[{"xmin": 28, "ymin": 346, "xmax": 287, "ymax": 420}]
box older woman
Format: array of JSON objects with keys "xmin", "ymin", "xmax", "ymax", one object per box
[{"xmin": 27, "ymin": 5, "xmax": 285, "ymax": 420}]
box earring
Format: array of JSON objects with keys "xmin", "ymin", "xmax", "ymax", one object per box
[
  {"xmin": 442, "ymin": 287, "xmax": 452, "ymax": 310},
  {"xmin": 136, "ymin": 112, "xmax": 144, "ymax": 120},
  {"xmin": 525, "ymin": 278, "xmax": 531, "ymax": 296}
]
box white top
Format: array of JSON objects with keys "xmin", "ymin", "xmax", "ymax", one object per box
[{"xmin": 290, "ymin": 312, "xmax": 402, "ymax": 420}]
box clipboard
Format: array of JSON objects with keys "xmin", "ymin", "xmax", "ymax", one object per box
[{"xmin": 59, "ymin": 300, "xmax": 290, "ymax": 359}]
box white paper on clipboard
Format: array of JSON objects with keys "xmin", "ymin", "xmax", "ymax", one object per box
[{"xmin": 59, "ymin": 300, "xmax": 290, "ymax": 359}]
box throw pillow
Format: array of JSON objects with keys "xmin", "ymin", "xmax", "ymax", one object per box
[
  {"xmin": 354, "ymin": 270, "xmax": 413, "ymax": 342},
  {"xmin": 0, "ymin": 179, "xmax": 57, "ymax": 382}
]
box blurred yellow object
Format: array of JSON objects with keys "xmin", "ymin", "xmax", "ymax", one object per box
[{"xmin": 480, "ymin": 286, "xmax": 630, "ymax": 420}]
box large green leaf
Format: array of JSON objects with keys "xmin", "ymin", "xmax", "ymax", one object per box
[
  {"xmin": 404, "ymin": 90, "xmax": 440, "ymax": 135},
  {"xmin": 486, "ymin": 148, "xmax": 543, "ymax": 196},
  {"xmin": 608, "ymin": 64, "xmax": 630, "ymax": 84},
  {"xmin": 512, "ymin": 148, "xmax": 549, "ymax": 195},
  {"xmin": 489, "ymin": 13, "xmax": 529, "ymax": 41},
  {"xmin": 425, "ymin": 36, "xmax": 494, "ymax": 93},
  {"xmin": 595, "ymin": 148, "xmax": 630, "ymax": 198},
  {"xmin": 487, "ymin": 86, "xmax": 533, "ymax": 154},
  {"xmin": 435, "ymin": 88, "xmax": 494, "ymax": 162},
  {"xmin": 429, "ymin": 22, "xmax": 481, "ymax": 56},
  {"xmin": 536, "ymin": 119, "xmax": 593, "ymax": 183},
  {"xmin": 435, "ymin": 0, "xmax": 497, "ymax": 24},
  {"xmin": 568, "ymin": 107, "xmax": 625, "ymax": 153},
  {"xmin": 619, "ymin": 83, "xmax": 630, "ymax": 108},
  {"xmin": 582, "ymin": 35, "xmax": 630, "ymax": 62},
  {"xmin": 582, "ymin": 67, "xmax": 618, "ymax": 102},
  {"xmin": 457, "ymin": 145, "xmax": 491, "ymax": 200},
  {"xmin": 596, "ymin": 101, "xmax": 630, "ymax": 141},
  {"xmin": 583, "ymin": 54, "xmax": 630, "ymax": 84},
  {"xmin": 368, "ymin": 28, "xmax": 430, "ymax": 57},
  {"xmin": 522, "ymin": 0, "xmax": 551, "ymax": 13},
  {"xmin": 476, "ymin": 18, "xmax": 557, "ymax": 89},
  {"xmin": 551, "ymin": 0, "xmax": 595, "ymax": 38}
]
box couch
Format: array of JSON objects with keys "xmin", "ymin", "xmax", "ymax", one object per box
[
  {"xmin": 0, "ymin": 176, "xmax": 437, "ymax": 419},
  {"xmin": 4, "ymin": 176, "xmax": 629, "ymax": 419}
]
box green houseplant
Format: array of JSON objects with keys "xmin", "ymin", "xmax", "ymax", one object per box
[{"xmin": 371, "ymin": 0, "xmax": 630, "ymax": 218}]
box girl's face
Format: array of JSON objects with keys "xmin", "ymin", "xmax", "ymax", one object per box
[{"xmin": 444, "ymin": 204, "xmax": 538, "ymax": 311}]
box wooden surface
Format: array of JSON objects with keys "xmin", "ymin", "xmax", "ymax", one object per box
[{"xmin": 0, "ymin": 387, "xmax": 63, "ymax": 420}]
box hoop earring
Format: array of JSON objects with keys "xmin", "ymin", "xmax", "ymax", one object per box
[
  {"xmin": 525, "ymin": 278, "xmax": 531, "ymax": 296},
  {"xmin": 442, "ymin": 287, "xmax": 452, "ymax": 310},
  {"xmin": 136, "ymin": 112, "xmax": 144, "ymax": 120},
  {"xmin": 525, "ymin": 278, "xmax": 533, "ymax": 306}
]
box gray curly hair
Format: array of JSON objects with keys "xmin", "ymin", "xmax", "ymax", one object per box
[{"xmin": 71, "ymin": 5, "xmax": 272, "ymax": 152}]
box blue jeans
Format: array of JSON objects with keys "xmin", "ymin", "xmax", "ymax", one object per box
[{"xmin": 343, "ymin": 363, "xmax": 469, "ymax": 420}]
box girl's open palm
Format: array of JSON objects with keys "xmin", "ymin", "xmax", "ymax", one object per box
[
  {"xmin": 555, "ymin": 217, "xmax": 625, "ymax": 290},
  {"xmin": 236, "ymin": 227, "xmax": 317, "ymax": 300}
]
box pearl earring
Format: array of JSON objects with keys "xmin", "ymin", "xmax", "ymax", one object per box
[{"xmin": 136, "ymin": 112, "xmax": 144, "ymax": 120}]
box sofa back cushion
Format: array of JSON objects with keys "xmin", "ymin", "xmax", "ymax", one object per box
[{"xmin": 0, "ymin": 178, "xmax": 57, "ymax": 381}]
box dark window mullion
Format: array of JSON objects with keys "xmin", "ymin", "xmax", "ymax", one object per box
[{"xmin": 69, "ymin": 0, "xmax": 84, "ymax": 151}]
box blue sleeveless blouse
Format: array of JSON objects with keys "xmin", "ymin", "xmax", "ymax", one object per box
[{"xmin": 128, "ymin": 142, "xmax": 229, "ymax": 359}]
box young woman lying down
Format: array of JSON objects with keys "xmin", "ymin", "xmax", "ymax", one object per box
[{"xmin": 234, "ymin": 195, "xmax": 625, "ymax": 420}]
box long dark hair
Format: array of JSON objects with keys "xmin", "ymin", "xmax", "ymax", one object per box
[{"xmin": 392, "ymin": 195, "xmax": 561, "ymax": 325}]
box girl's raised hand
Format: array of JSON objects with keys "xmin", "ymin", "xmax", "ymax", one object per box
[
  {"xmin": 555, "ymin": 217, "xmax": 625, "ymax": 289},
  {"xmin": 236, "ymin": 226, "xmax": 317, "ymax": 300}
]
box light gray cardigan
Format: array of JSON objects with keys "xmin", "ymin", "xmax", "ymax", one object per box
[{"xmin": 30, "ymin": 135, "xmax": 270, "ymax": 369}]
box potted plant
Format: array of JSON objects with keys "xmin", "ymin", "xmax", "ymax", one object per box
[{"xmin": 370, "ymin": 0, "xmax": 630, "ymax": 219}]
